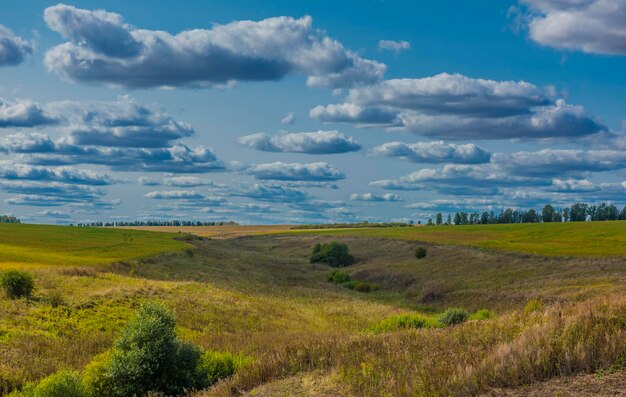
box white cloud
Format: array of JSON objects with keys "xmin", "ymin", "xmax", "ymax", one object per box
[
  {"xmin": 378, "ymin": 39, "xmax": 411, "ymax": 52},
  {"xmin": 520, "ymin": 0, "xmax": 626, "ymax": 55},
  {"xmin": 238, "ymin": 130, "xmax": 361, "ymax": 154},
  {"xmin": 44, "ymin": 4, "xmax": 385, "ymax": 89},
  {"xmin": 247, "ymin": 162, "xmax": 345, "ymax": 181},
  {"xmin": 370, "ymin": 141, "xmax": 491, "ymax": 164}
]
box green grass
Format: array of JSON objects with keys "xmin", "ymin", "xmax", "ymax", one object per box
[
  {"xmin": 0, "ymin": 224, "xmax": 188, "ymax": 268},
  {"xmin": 277, "ymin": 221, "xmax": 626, "ymax": 257},
  {"xmin": 2, "ymin": 223, "xmax": 626, "ymax": 396}
]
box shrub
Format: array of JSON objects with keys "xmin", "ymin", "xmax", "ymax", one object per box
[
  {"xmin": 89, "ymin": 303, "xmax": 208, "ymax": 397},
  {"xmin": 82, "ymin": 352, "xmax": 113, "ymax": 397},
  {"xmin": 310, "ymin": 242, "xmax": 355, "ymax": 267},
  {"xmin": 198, "ymin": 351, "xmax": 251, "ymax": 386},
  {"xmin": 9, "ymin": 371, "xmax": 87, "ymax": 397},
  {"xmin": 470, "ymin": 309, "xmax": 493, "ymax": 320},
  {"xmin": 328, "ymin": 270, "xmax": 351, "ymax": 284},
  {"xmin": 438, "ymin": 308, "xmax": 469, "ymax": 326},
  {"xmin": 370, "ymin": 313, "xmax": 441, "ymax": 333},
  {"xmin": 1, "ymin": 270, "xmax": 34, "ymax": 299},
  {"xmin": 415, "ymin": 247, "xmax": 427, "ymax": 259}
]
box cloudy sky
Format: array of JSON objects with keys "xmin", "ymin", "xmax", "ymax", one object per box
[{"xmin": 0, "ymin": 0, "xmax": 625, "ymax": 224}]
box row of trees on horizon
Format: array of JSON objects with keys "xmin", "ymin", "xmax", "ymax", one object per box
[
  {"xmin": 426, "ymin": 203, "xmax": 626, "ymax": 226},
  {"xmin": 73, "ymin": 220, "xmax": 239, "ymax": 227}
]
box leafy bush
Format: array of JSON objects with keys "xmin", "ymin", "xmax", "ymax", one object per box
[
  {"xmin": 1, "ymin": 270, "xmax": 34, "ymax": 299},
  {"xmin": 9, "ymin": 371, "xmax": 86, "ymax": 397},
  {"xmin": 328, "ymin": 270, "xmax": 351, "ymax": 284},
  {"xmin": 198, "ymin": 351, "xmax": 251, "ymax": 385},
  {"xmin": 414, "ymin": 247, "xmax": 427, "ymax": 259},
  {"xmin": 87, "ymin": 303, "xmax": 208, "ymax": 397},
  {"xmin": 437, "ymin": 308, "xmax": 469, "ymax": 326},
  {"xmin": 310, "ymin": 242, "xmax": 355, "ymax": 267},
  {"xmin": 370, "ymin": 313, "xmax": 441, "ymax": 333},
  {"xmin": 469, "ymin": 309, "xmax": 493, "ymax": 320}
]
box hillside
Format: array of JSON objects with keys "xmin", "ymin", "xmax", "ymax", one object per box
[{"xmin": 0, "ymin": 223, "xmax": 625, "ymax": 396}]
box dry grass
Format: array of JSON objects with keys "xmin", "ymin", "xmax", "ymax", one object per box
[
  {"xmin": 2, "ymin": 225, "xmax": 626, "ymax": 396},
  {"xmin": 115, "ymin": 224, "xmax": 294, "ymax": 239}
]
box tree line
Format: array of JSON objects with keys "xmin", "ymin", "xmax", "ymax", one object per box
[
  {"xmin": 427, "ymin": 203, "xmax": 626, "ymax": 226},
  {"xmin": 0, "ymin": 215, "xmax": 21, "ymax": 224},
  {"xmin": 72, "ymin": 220, "xmax": 239, "ymax": 227}
]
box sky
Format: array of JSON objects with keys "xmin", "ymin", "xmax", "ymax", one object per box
[{"xmin": 0, "ymin": 0, "xmax": 625, "ymax": 225}]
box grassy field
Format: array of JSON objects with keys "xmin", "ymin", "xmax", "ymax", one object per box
[
  {"xmin": 0, "ymin": 224, "xmax": 188, "ymax": 268},
  {"xmin": 116, "ymin": 224, "xmax": 294, "ymax": 239},
  {"xmin": 1, "ymin": 223, "xmax": 626, "ymax": 396},
  {"xmin": 277, "ymin": 221, "xmax": 626, "ymax": 257}
]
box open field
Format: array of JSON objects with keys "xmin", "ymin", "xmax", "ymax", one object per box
[
  {"xmin": 0, "ymin": 224, "xmax": 188, "ymax": 268},
  {"xmin": 1, "ymin": 223, "xmax": 626, "ymax": 396},
  {"xmin": 276, "ymin": 221, "xmax": 626, "ymax": 257},
  {"xmin": 116, "ymin": 224, "xmax": 294, "ymax": 239}
]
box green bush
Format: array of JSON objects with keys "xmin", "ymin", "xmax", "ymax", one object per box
[
  {"xmin": 370, "ymin": 313, "xmax": 441, "ymax": 333},
  {"xmin": 88, "ymin": 303, "xmax": 208, "ymax": 397},
  {"xmin": 328, "ymin": 270, "xmax": 351, "ymax": 284},
  {"xmin": 310, "ymin": 242, "xmax": 355, "ymax": 267},
  {"xmin": 198, "ymin": 351, "xmax": 251, "ymax": 385},
  {"xmin": 414, "ymin": 247, "xmax": 427, "ymax": 259},
  {"xmin": 469, "ymin": 308, "xmax": 493, "ymax": 320},
  {"xmin": 1, "ymin": 270, "xmax": 34, "ymax": 299},
  {"xmin": 437, "ymin": 308, "xmax": 469, "ymax": 326},
  {"xmin": 9, "ymin": 371, "xmax": 86, "ymax": 397}
]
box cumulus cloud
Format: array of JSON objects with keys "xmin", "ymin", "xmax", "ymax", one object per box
[
  {"xmin": 163, "ymin": 176, "xmax": 223, "ymax": 188},
  {"xmin": 144, "ymin": 190, "xmax": 206, "ymax": 200},
  {"xmin": 232, "ymin": 183, "xmax": 310, "ymax": 202},
  {"xmin": 0, "ymin": 161, "xmax": 114, "ymax": 185},
  {"xmin": 238, "ymin": 130, "xmax": 361, "ymax": 154},
  {"xmin": 0, "ymin": 25, "xmax": 33, "ymax": 66},
  {"xmin": 493, "ymin": 149, "xmax": 626, "ymax": 177},
  {"xmin": 48, "ymin": 96, "xmax": 195, "ymax": 148},
  {"xmin": 378, "ymin": 40, "xmax": 411, "ymax": 52},
  {"xmin": 350, "ymin": 193, "xmax": 401, "ymax": 202},
  {"xmin": 43, "ymin": 4, "xmax": 385, "ymax": 89},
  {"xmin": 247, "ymin": 162, "xmax": 345, "ymax": 181},
  {"xmin": 520, "ymin": 0, "xmax": 626, "ymax": 55},
  {"xmin": 370, "ymin": 141, "xmax": 491, "ymax": 164},
  {"xmin": 0, "ymin": 98, "xmax": 58, "ymax": 128},
  {"xmin": 370, "ymin": 164, "xmax": 548, "ymax": 194},
  {"xmin": 311, "ymin": 73, "xmax": 605, "ymax": 140},
  {"xmin": 0, "ymin": 97, "xmax": 225, "ymax": 173}
]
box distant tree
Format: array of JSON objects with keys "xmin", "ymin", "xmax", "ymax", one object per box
[
  {"xmin": 460, "ymin": 212, "xmax": 469, "ymax": 225},
  {"xmin": 427, "ymin": 218, "xmax": 434, "ymax": 226},
  {"xmin": 552, "ymin": 210, "xmax": 563, "ymax": 223},
  {"xmin": 542, "ymin": 204, "xmax": 555, "ymax": 223},
  {"xmin": 563, "ymin": 207, "xmax": 570, "ymax": 222},
  {"xmin": 453, "ymin": 212, "xmax": 461, "ymax": 225},
  {"xmin": 435, "ymin": 213, "xmax": 443, "ymax": 225},
  {"xmin": 522, "ymin": 209, "xmax": 539, "ymax": 223},
  {"xmin": 446, "ymin": 214, "xmax": 452, "ymax": 225},
  {"xmin": 570, "ymin": 203, "xmax": 588, "ymax": 222},
  {"xmin": 621, "ymin": 206, "xmax": 626, "ymax": 220},
  {"xmin": 480, "ymin": 212, "xmax": 489, "ymax": 224}
]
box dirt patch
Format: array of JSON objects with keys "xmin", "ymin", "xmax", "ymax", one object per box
[{"xmin": 480, "ymin": 371, "xmax": 626, "ymax": 396}]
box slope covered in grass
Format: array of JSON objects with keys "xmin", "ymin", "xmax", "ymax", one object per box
[
  {"xmin": 0, "ymin": 224, "xmax": 188, "ymax": 268},
  {"xmin": 279, "ymin": 221, "xmax": 626, "ymax": 257},
  {"xmin": 2, "ymin": 226, "xmax": 626, "ymax": 396}
]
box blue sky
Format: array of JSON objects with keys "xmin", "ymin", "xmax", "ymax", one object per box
[{"xmin": 0, "ymin": 0, "xmax": 625, "ymax": 224}]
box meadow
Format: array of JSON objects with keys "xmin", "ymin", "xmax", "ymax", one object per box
[
  {"xmin": 277, "ymin": 221, "xmax": 626, "ymax": 257},
  {"xmin": 0, "ymin": 224, "xmax": 187, "ymax": 268},
  {"xmin": 0, "ymin": 222, "xmax": 625, "ymax": 396}
]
